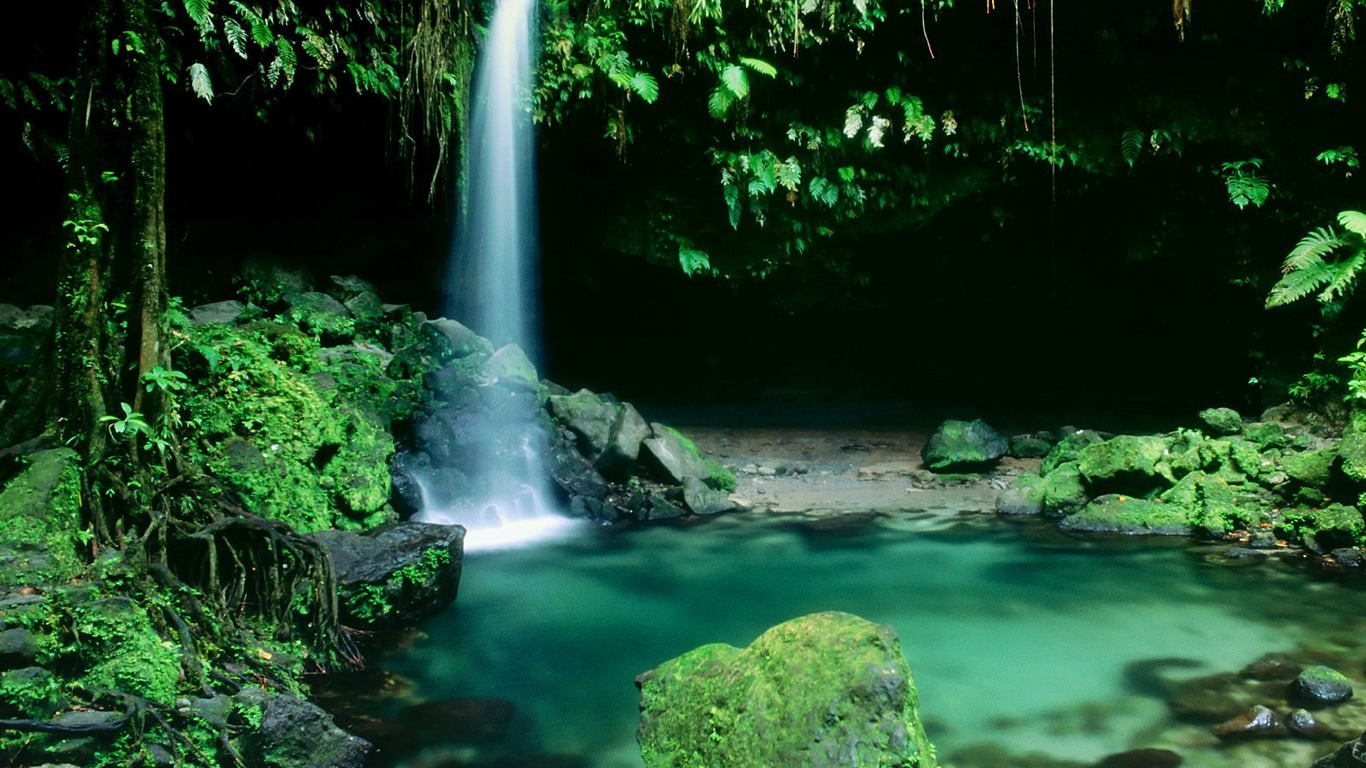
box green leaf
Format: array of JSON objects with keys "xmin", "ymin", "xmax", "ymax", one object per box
[
  {"xmin": 224, "ymin": 18, "xmax": 249, "ymax": 58},
  {"xmin": 739, "ymin": 57, "xmax": 777, "ymax": 77},
  {"xmin": 608, "ymin": 71, "xmax": 632, "ymax": 91},
  {"xmin": 188, "ymin": 62, "xmax": 214, "ymax": 104},
  {"xmin": 183, "ymin": 0, "xmax": 212, "ymax": 29},
  {"xmin": 707, "ymin": 87, "xmax": 733, "ymax": 119},
  {"xmin": 1339, "ymin": 211, "xmax": 1366, "ymax": 238},
  {"xmin": 1120, "ymin": 129, "xmax": 1144, "ymax": 168},
  {"xmin": 723, "ymin": 181, "xmax": 741, "ymax": 229},
  {"xmin": 679, "ymin": 247, "xmax": 712, "ymax": 276},
  {"xmin": 630, "ymin": 72, "xmax": 659, "ymax": 103},
  {"xmin": 721, "ymin": 65, "xmax": 748, "ymax": 98}
]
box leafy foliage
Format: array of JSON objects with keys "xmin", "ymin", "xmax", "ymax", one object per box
[
  {"xmin": 1267, "ymin": 212, "xmax": 1366, "ymax": 308},
  {"xmin": 1221, "ymin": 159, "xmax": 1271, "ymax": 209}
]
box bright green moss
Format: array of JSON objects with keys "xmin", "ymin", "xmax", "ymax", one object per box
[
  {"xmin": 71, "ymin": 597, "xmax": 181, "ymax": 707},
  {"xmin": 0, "ymin": 448, "xmax": 85, "ymax": 589}
]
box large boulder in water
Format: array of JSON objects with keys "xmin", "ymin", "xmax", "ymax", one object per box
[
  {"xmin": 309, "ymin": 522, "xmax": 464, "ymax": 628},
  {"xmin": 921, "ymin": 419, "xmax": 1007, "ymax": 472},
  {"xmin": 1059, "ymin": 494, "xmax": 1192, "ymax": 536},
  {"xmin": 635, "ymin": 611, "xmax": 938, "ymax": 768}
]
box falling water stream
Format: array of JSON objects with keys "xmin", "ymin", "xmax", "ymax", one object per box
[{"xmin": 412, "ymin": 0, "xmax": 580, "ymax": 551}]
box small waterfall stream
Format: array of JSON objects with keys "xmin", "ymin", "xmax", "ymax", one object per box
[{"xmin": 414, "ymin": 0, "xmax": 578, "ymax": 551}]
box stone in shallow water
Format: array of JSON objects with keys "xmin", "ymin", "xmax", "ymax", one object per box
[
  {"xmin": 1293, "ymin": 666, "xmax": 1354, "ymax": 706},
  {"xmin": 1287, "ymin": 708, "xmax": 1332, "ymax": 739},
  {"xmin": 1212, "ymin": 704, "xmax": 1289, "ymax": 739}
]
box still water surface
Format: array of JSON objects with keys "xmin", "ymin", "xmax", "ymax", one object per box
[{"xmin": 370, "ymin": 507, "xmax": 1366, "ymax": 767}]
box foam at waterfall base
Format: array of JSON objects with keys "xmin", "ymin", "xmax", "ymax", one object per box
[{"xmin": 414, "ymin": 498, "xmax": 584, "ymax": 553}]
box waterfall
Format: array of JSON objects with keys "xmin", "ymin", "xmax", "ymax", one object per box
[{"xmin": 413, "ymin": 0, "xmax": 579, "ymax": 551}]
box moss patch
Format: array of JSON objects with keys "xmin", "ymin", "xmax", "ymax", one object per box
[{"xmin": 0, "ymin": 448, "xmax": 85, "ymax": 589}]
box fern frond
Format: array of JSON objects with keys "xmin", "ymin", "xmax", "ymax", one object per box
[
  {"xmin": 183, "ymin": 0, "xmax": 212, "ymax": 30},
  {"xmin": 775, "ymin": 156, "xmax": 801, "ymax": 191},
  {"xmin": 607, "ymin": 71, "xmax": 632, "ymax": 91},
  {"xmin": 722, "ymin": 174, "xmax": 741, "ymax": 229},
  {"xmin": 1120, "ymin": 129, "xmax": 1143, "ymax": 168},
  {"xmin": 739, "ymin": 57, "xmax": 777, "ymax": 77},
  {"xmin": 1318, "ymin": 249, "xmax": 1366, "ymax": 304},
  {"xmin": 630, "ymin": 72, "xmax": 658, "ymax": 103},
  {"xmin": 1284, "ymin": 227, "xmax": 1350, "ymax": 274},
  {"xmin": 1338, "ymin": 210, "xmax": 1366, "ymax": 238},
  {"xmin": 274, "ymin": 38, "xmax": 296, "ymax": 87},
  {"xmin": 707, "ymin": 87, "xmax": 733, "ymax": 119},
  {"xmin": 188, "ymin": 62, "xmax": 214, "ymax": 103},
  {"xmin": 678, "ymin": 247, "xmax": 712, "ymax": 276},
  {"xmin": 223, "ymin": 18, "xmax": 248, "ymax": 58},
  {"xmin": 1267, "ymin": 261, "xmax": 1336, "ymax": 307},
  {"xmin": 721, "ymin": 65, "xmax": 748, "ymax": 98}
]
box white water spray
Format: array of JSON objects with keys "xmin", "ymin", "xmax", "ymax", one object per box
[{"xmin": 414, "ymin": 0, "xmax": 580, "ymax": 551}]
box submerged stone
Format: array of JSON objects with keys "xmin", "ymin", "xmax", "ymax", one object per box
[
  {"xmin": 1211, "ymin": 704, "xmax": 1288, "ymax": 739},
  {"xmin": 921, "ymin": 419, "xmax": 1007, "ymax": 472},
  {"xmin": 636, "ymin": 611, "xmax": 938, "ymax": 768},
  {"xmin": 1093, "ymin": 747, "xmax": 1183, "ymax": 767}
]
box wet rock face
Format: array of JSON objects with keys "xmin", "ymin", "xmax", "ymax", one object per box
[
  {"xmin": 238, "ymin": 687, "xmax": 371, "ymax": 768},
  {"xmin": 1315, "ymin": 728, "xmax": 1366, "ymax": 767},
  {"xmin": 309, "ymin": 522, "xmax": 464, "ymax": 628},
  {"xmin": 635, "ymin": 611, "xmax": 938, "ymax": 768}
]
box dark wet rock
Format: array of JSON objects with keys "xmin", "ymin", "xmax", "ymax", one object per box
[
  {"xmin": 922, "ymin": 419, "xmax": 1008, "ymax": 472},
  {"xmin": 548, "ymin": 389, "xmax": 618, "ymax": 460},
  {"xmin": 402, "ymin": 697, "xmax": 516, "ymax": 742},
  {"xmin": 1281, "ymin": 505, "xmax": 1364, "ymax": 554},
  {"xmin": 1332, "ymin": 547, "xmax": 1365, "ymax": 567},
  {"xmin": 1060, "ymin": 495, "xmax": 1191, "ymax": 536},
  {"xmin": 681, "ymin": 476, "xmax": 736, "ymax": 516},
  {"xmin": 599, "ymin": 403, "xmax": 651, "ymax": 479},
  {"xmin": 421, "ymin": 317, "xmax": 489, "ymax": 362},
  {"xmin": 390, "ymin": 450, "xmax": 434, "ymax": 515},
  {"xmin": 1249, "ymin": 529, "xmax": 1280, "ymax": 549},
  {"xmin": 1199, "ymin": 407, "xmax": 1244, "ymax": 437},
  {"xmin": 643, "ymin": 494, "xmax": 688, "ymax": 520},
  {"xmin": 548, "ymin": 428, "xmax": 611, "ymax": 517},
  {"xmin": 1009, "ymin": 434, "xmax": 1053, "ymax": 459},
  {"xmin": 309, "ymin": 522, "xmax": 463, "ymax": 628},
  {"xmin": 237, "ymin": 687, "xmax": 370, "ymax": 768},
  {"xmin": 1077, "ymin": 435, "xmax": 1172, "ymax": 496},
  {"xmin": 1223, "ymin": 547, "xmax": 1267, "ymax": 559},
  {"xmin": 1287, "ymin": 707, "xmax": 1333, "ymax": 739},
  {"xmin": 1293, "ymin": 666, "xmax": 1354, "ymax": 706},
  {"xmin": 636, "ymin": 611, "xmax": 937, "ymax": 768},
  {"xmin": 188, "ymin": 300, "xmax": 246, "ymax": 325},
  {"xmin": 642, "ymin": 428, "xmax": 710, "ymax": 485},
  {"xmin": 1212, "ymin": 704, "xmax": 1289, "ymax": 739},
  {"xmin": 1093, "ymin": 747, "xmax": 1182, "ymax": 767},
  {"xmin": 1314, "ymin": 728, "xmax": 1366, "ymax": 766},
  {"xmin": 1123, "ymin": 657, "xmax": 1204, "ymax": 699},
  {"xmin": 0, "ymin": 627, "xmax": 38, "ymax": 669},
  {"xmin": 1241, "ymin": 653, "xmax": 1302, "ymax": 681}
]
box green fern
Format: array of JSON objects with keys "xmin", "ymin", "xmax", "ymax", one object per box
[
  {"xmin": 183, "ymin": 0, "xmax": 213, "ymax": 30},
  {"xmin": 630, "ymin": 72, "xmax": 659, "ymax": 103},
  {"xmin": 188, "ymin": 62, "xmax": 214, "ymax": 103},
  {"xmin": 1221, "ymin": 158, "xmax": 1271, "ymax": 209},
  {"xmin": 707, "ymin": 86, "xmax": 733, "ymax": 119},
  {"xmin": 223, "ymin": 18, "xmax": 249, "ymax": 58},
  {"xmin": 1267, "ymin": 213, "xmax": 1366, "ymax": 308},
  {"xmin": 739, "ymin": 57, "xmax": 777, "ymax": 77},
  {"xmin": 1120, "ymin": 129, "xmax": 1143, "ymax": 168},
  {"xmin": 721, "ymin": 65, "xmax": 749, "ymax": 98}
]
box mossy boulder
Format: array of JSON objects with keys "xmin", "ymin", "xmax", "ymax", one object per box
[
  {"xmin": 1059, "ymin": 494, "xmax": 1192, "ymax": 535},
  {"xmin": 548, "ymin": 389, "xmax": 619, "ymax": 459},
  {"xmin": 1278, "ymin": 504, "xmax": 1364, "ymax": 553},
  {"xmin": 1293, "ymin": 666, "xmax": 1354, "ymax": 706},
  {"xmin": 1199, "ymin": 407, "xmax": 1244, "ymax": 437},
  {"xmin": 1042, "ymin": 429, "xmax": 1106, "ymax": 475},
  {"xmin": 311, "ymin": 521, "xmax": 464, "ymax": 628},
  {"xmin": 635, "ymin": 611, "xmax": 938, "ymax": 768},
  {"xmin": 1040, "ymin": 463, "xmax": 1088, "ymax": 517},
  {"xmin": 236, "ymin": 687, "xmax": 370, "ymax": 768},
  {"xmin": 921, "ymin": 419, "xmax": 1007, "ymax": 472},
  {"xmin": 0, "ymin": 448, "xmax": 84, "ymax": 590},
  {"xmin": 1243, "ymin": 421, "xmax": 1288, "ymax": 450},
  {"xmin": 1282, "ymin": 448, "xmax": 1337, "ymax": 489},
  {"xmin": 1338, "ymin": 409, "xmax": 1366, "ymax": 482},
  {"xmin": 70, "ymin": 597, "xmax": 183, "ymax": 707},
  {"xmin": 1077, "ymin": 435, "xmax": 1172, "ymax": 496}
]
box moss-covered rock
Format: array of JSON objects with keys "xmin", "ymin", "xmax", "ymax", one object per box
[
  {"xmin": 996, "ymin": 474, "xmax": 1045, "ymax": 515},
  {"xmin": 1042, "ymin": 429, "xmax": 1106, "ymax": 475},
  {"xmin": 1282, "ymin": 448, "xmax": 1337, "ymax": 489},
  {"xmin": 1059, "ymin": 495, "xmax": 1192, "ymax": 535},
  {"xmin": 1199, "ymin": 407, "xmax": 1244, "ymax": 436},
  {"xmin": 1278, "ymin": 504, "xmax": 1364, "ymax": 552},
  {"xmin": 1077, "ymin": 435, "xmax": 1172, "ymax": 496},
  {"xmin": 1243, "ymin": 421, "xmax": 1288, "ymax": 450},
  {"xmin": 921, "ymin": 419, "xmax": 1007, "ymax": 472},
  {"xmin": 70, "ymin": 597, "xmax": 182, "ymax": 707},
  {"xmin": 1041, "ymin": 463, "xmax": 1088, "ymax": 517},
  {"xmin": 0, "ymin": 448, "xmax": 84, "ymax": 590},
  {"xmin": 636, "ymin": 611, "xmax": 938, "ymax": 768},
  {"xmin": 1338, "ymin": 409, "xmax": 1366, "ymax": 482}
]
